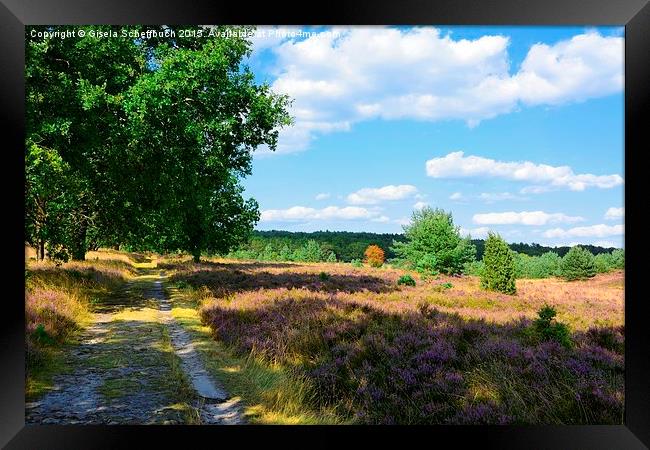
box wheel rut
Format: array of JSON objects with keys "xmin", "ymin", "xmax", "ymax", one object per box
[{"xmin": 26, "ymin": 263, "xmax": 243, "ymax": 425}]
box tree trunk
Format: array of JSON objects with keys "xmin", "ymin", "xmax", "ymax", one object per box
[
  {"xmin": 39, "ymin": 239, "xmax": 45, "ymax": 261},
  {"xmin": 192, "ymin": 250, "xmax": 201, "ymax": 263},
  {"xmin": 71, "ymin": 223, "xmax": 87, "ymax": 261}
]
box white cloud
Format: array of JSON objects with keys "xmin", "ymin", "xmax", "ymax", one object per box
[
  {"xmin": 260, "ymin": 205, "xmax": 379, "ymax": 222},
  {"xmin": 604, "ymin": 207, "xmax": 624, "ymax": 219},
  {"xmin": 542, "ymin": 223, "xmax": 624, "ymax": 238},
  {"xmin": 593, "ymin": 240, "xmax": 618, "ymax": 248},
  {"xmin": 371, "ymin": 215, "xmax": 391, "ymax": 223},
  {"xmin": 347, "ymin": 184, "xmax": 418, "ymax": 205},
  {"xmin": 315, "ymin": 192, "xmax": 331, "ymax": 200},
  {"xmin": 413, "ymin": 201, "xmax": 429, "ymax": 210},
  {"xmin": 479, "ymin": 192, "xmax": 528, "ymax": 203},
  {"xmin": 426, "ymin": 151, "xmax": 623, "ymax": 192},
  {"xmin": 261, "ymin": 28, "xmax": 622, "ymax": 153},
  {"xmin": 394, "ymin": 217, "xmax": 411, "ymax": 226},
  {"xmin": 473, "ymin": 211, "xmax": 584, "ymax": 226},
  {"xmin": 449, "ymin": 192, "xmax": 464, "ymax": 201},
  {"xmin": 460, "ymin": 226, "xmax": 490, "ymax": 238},
  {"xmin": 249, "ymin": 26, "xmax": 301, "ymax": 55}
]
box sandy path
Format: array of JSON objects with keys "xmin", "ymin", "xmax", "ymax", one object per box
[{"xmin": 26, "ymin": 265, "xmax": 243, "ymax": 425}]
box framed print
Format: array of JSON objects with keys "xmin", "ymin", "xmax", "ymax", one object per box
[{"xmin": 1, "ymin": 0, "xmax": 649, "ymax": 448}]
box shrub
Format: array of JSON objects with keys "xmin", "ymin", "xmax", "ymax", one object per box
[
  {"xmin": 463, "ymin": 260, "xmax": 485, "ymax": 277},
  {"xmin": 364, "ymin": 245, "xmax": 385, "ymax": 268},
  {"xmin": 481, "ymin": 232, "xmax": 517, "ymax": 295},
  {"xmin": 610, "ymin": 249, "xmax": 624, "ymax": 269},
  {"xmin": 391, "ymin": 207, "xmax": 476, "ymax": 276},
  {"xmin": 514, "ymin": 251, "xmax": 562, "ymax": 279},
  {"xmin": 326, "ymin": 251, "xmax": 337, "ymax": 263},
  {"xmin": 302, "ymin": 240, "xmax": 323, "ymax": 262},
  {"xmin": 397, "ymin": 275, "xmax": 416, "ymax": 286},
  {"xmin": 529, "ymin": 305, "xmax": 573, "ymax": 348},
  {"xmin": 594, "ymin": 253, "xmax": 613, "ymax": 273},
  {"xmin": 432, "ymin": 282, "xmax": 453, "ymax": 292},
  {"xmin": 350, "ymin": 259, "xmax": 363, "ymax": 268},
  {"xmin": 279, "ymin": 245, "xmax": 292, "ymax": 261},
  {"xmin": 560, "ymin": 246, "xmax": 596, "ymax": 281},
  {"xmin": 319, "ymin": 271, "xmax": 330, "ymax": 281}
]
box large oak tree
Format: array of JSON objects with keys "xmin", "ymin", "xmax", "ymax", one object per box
[{"xmin": 25, "ymin": 25, "xmax": 291, "ymax": 262}]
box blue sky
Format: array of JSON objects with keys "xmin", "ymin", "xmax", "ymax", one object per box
[{"xmin": 241, "ymin": 26, "xmax": 624, "ymax": 248}]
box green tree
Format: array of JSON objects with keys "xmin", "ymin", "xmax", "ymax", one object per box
[
  {"xmin": 122, "ymin": 28, "xmax": 291, "ymax": 262},
  {"xmin": 25, "ymin": 25, "xmax": 150, "ymax": 259},
  {"xmin": 594, "ymin": 252, "xmax": 614, "ymax": 273},
  {"xmin": 25, "ymin": 25, "xmax": 292, "ymax": 262},
  {"xmin": 610, "ymin": 249, "xmax": 625, "ymax": 269},
  {"xmin": 301, "ymin": 240, "xmax": 323, "ymax": 262},
  {"xmin": 560, "ymin": 246, "xmax": 597, "ymax": 281},
  {"xmin": 326, "ymin": 251, "xmax": 337, "ymax": 263},
  {"xmin": 481, "ymin": 232, "xmax": 517, "ymax": 294},
  {"xmin": 279, "ymin": 244, "xmax": 292, "ymax": 261},
  {"xmin": 391, "ymin": 207, "xmax": 475, "ymax": 275}
]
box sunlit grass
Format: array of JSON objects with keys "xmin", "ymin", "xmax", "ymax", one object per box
[{"xmin": 169, "ymin": 288, "xmax": 345, "ymax": 424}]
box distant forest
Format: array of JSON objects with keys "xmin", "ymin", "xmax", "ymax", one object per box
[{"xmin": 229, "ymin": 230, "xmax": 619, "ymax": 262}]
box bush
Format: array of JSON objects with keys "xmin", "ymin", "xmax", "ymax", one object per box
[
  {"xmin": 514, "ymin": 251, "xmax": 562, "ymax": 279},
  {"xmin": 481, "ymin": 232, "xmax": 517, "ymax": 295},
  {"xmin": 364, "ymin": 245, "xmax": 385, "ymax": 268},
  {"xmin": 594, "ymin": 253, "xmax": 613, "ymax": 273},
  {"xmin": 397, "ymin": 275, "xmax": 416, "ymax": 286},
  {"xmin": 528, "ymin": 305, "xmax": 573, "ymax": 349},
  {"xmin": 610, "ymin": 249, "xmax": 624, "ymax": 269},
  {"xmin": 391, "ymin": 207, "xmax": 476, "ymax": 276},
  {"xmin": 351, "ymin": 259, "xmax": 363, "ymax": 268},
  {"xmin": 319, "ymin": 271, "xmax": 330, "ymax": 281},
  {"xmin": 432, "ymin": 282, "xmax": 453, "ymax": 292},
  {"xmin": 463, "ymin": 260, "xmax": 485, "ymax": 277},
  {"xmin": 560, "ymin": 246, "xmax": 596, "ymax": 281},
  {"xmin": 326, "ymin": 251, "xmax": 337, "ymax": 263}
]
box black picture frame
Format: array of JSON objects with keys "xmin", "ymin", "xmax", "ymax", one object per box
[{"xmin": 2, "ymin": 1, "xmax": 648, "ymax": 448}]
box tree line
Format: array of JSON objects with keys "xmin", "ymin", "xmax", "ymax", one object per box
[
  {"xmin": 25, "ymin": 25, "xmax": 291, "ymax": 263},
  {"xmin": 223, "ymin": 229, "xmax": 621, "ymax": 263}
]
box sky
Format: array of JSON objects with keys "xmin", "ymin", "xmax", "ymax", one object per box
[{"xmin": 240, "ymin": 26, "xmax": 624, "ymax": 248}]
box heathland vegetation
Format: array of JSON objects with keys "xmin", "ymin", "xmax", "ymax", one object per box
[{"xmin": 24, "ymin": 25, "xmax": 624, "ymax": 425}]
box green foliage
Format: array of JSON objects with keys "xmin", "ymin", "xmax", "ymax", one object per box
[
  {"xmin": 319, "ymin": 272, "xmax": 330, "ymax": 281},
  {"xmin": 514, "ymin": 251, "xmax": 562, "ymax": 279},
  {"xmin": 397, "ymin": 275, "xmax": 416, "ymax": 286},
  {"xmin": 528, "ymin": 305, "xmax": 573, "ymax": 349},
  {"xmin": 391, "ymin": 207, "xmax": 476, "ymax": 276},
  {"xmin": 594, "ymin": 253, "xmax": 613, "ymax": 273},
  {"xmin": 463, "ymin": 260, "xmax": 485, "ymax": 277},
  {"xmin": 560, "ymin": 246, "xmax": 597, "ymax": 281},
  {"xmin": 225, "ymin": 230, "xmax": 619, "ymax": 268},
  {"xmin": 326, "ymin": 251, "xmax": 337, "ymax": 263},
  {"xmin": 25, "ymin": 25, "xmax": 291, "ymax": 262},
  {"xmin": 351, "ymin": 259, "xmax": 363, "ymax": 268},
  {"xmin": 481, "ymin": 232, "xmax": 517, "ymax": 295},
  {"xmin": 432, "ymin": 282, "xmax": 453, "ymax": 292},
  {"xmin": 594, "ymin": 249, "xmax": 625, "ymax": 273},
  {"xmin": 610, "ymin": 249, "xmax": 625, "ymax": 269},
  {"xmin": 31, "ymin": 324, "xmax": 55, "ymax": 346}
]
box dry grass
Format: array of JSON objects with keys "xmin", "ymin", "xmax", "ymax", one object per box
[
  {"xmin": 165, "ymin": 257, "xmax": 624, "ymax": 425},
  {"xmin": 167, "ymin": 258, "xmax": 623, "ymax": 331}
]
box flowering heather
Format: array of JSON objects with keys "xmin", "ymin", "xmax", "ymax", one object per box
[
  {"xmin": 25, "ymin": 257, "xmax": 134, "ymax": 368},
  {"xmin": 168, "ymin": 258, "xmax": 625, "ymax": 424}
]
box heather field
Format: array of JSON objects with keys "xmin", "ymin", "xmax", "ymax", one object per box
[
  {"xmin": 163, "ymin": 257, "xmax": 625, "ymax": 425},
  {"xmin": 23, "ymin": 25, "xmax": 626, "ymax": 431}
]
